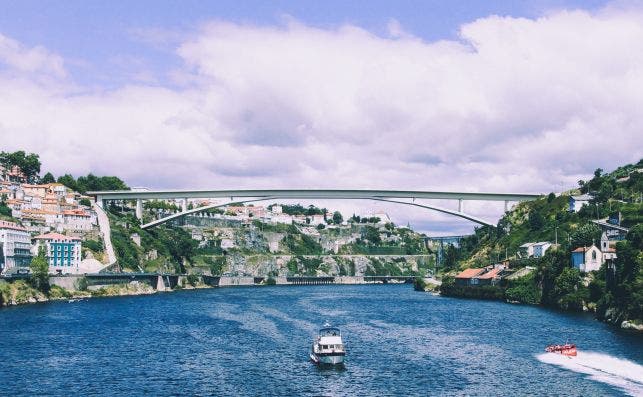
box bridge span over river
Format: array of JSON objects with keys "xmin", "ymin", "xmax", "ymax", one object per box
[{"xmin": 87, "ymin": 189, "xmax": 541, "ymax": 228}]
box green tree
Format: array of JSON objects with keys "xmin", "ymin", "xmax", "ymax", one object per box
[
  {"xmin": 626, "ymin": 223, "xmax": 643, "ymax": 250},
  {"xmin": 332, "ymin": 211, "xmax": 343, "ymax": 224},
  {"xmin": 79, "ymin": 198, "xmax": 92, "ymax": 207},
  {"xmin": 40, "ymin": 172, "xmax": 56, "ymax": 184},
  {"xmin": 0, "ymin": 150, "xmax": 41, "ymax": 182},
  {"xmin": 443, "ymin": 244, "xmax": 458, "ymax": 270},
  {"xmin": 553, "ymin": 267, "xmax": 587, "ymax": 311},
  {"xmin": 528, "ymin": 210, "xmax": 545, "ymax": 231},
  {"xmin": 29, "ymin": 247, "xmax": 50, "ymax": 293},
  {"xmin": 57, "ymin": 174, "xmax": 78, "ymax": 191},
  {"xmin": 570, "ymin": 223, "xmax": 602, "ymax": 248},
  {"xmin": 364, "ymin": 226, "xmax": 381, "ymax": 245},
  {"xmin": 537, "ymin": 249, "xmax": 569, "ymax": 306}
]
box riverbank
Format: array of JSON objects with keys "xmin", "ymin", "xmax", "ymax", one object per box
[
  {"xmin": 416, "ymin": 280, "xmax": 643, "ymax": 333},
  {"xmin": 0, "ymin": 275, "xmax": 414, "ymax": 308},
  {"xmin": 0, "ymin": 279, "xmax": 168, "ymax": 307}
]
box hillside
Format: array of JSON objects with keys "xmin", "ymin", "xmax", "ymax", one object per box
[
  {"xmin": 441, "ymin": 159, "xmax": 643, "ymax": 327},
  {"xmin": 106, "ymin": 204, "xmax": 434, "ymax": 278}
]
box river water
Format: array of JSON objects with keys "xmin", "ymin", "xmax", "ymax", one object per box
[{"xmin": 1, "ymin": 284, "xmax": 642, "ymax": 396}]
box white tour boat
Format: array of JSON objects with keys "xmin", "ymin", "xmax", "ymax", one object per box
[{"xmin": 310, "ymin": 323, "xmax": 345, "ymax": 365}]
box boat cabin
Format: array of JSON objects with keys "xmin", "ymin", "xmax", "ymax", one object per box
[{"xmin": 319, "ymin": 327, "xmax": 341, "ymax": 337}]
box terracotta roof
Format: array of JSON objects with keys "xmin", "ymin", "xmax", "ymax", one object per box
[
  {"xmin": 478, "ymin": 268, "xmax": 502, "ymax": 279},
  {"xmin": 572, "ymin": 245, "xmax": 598, "ymax": 253},
  {"xmin": 456, "ymin": 268, "xmax": 485, "ymax": 279},
  {"xmin": 22, "ymin": 184, "xmax": 48, "ymax": 189},
  {"xmin": 34, "ymin": 232, "xmax": 80, "ymax": 241},
  {"xmin": 62, "ymin": 209, "xmax": 90, "ymax": 217},
  {"xmin": 0, "ymin": 220, "xmax": 28, "ymax": 231},
  {"xmin": 22, "ymin": 209, "xmax": 60, "ymax": 215}
]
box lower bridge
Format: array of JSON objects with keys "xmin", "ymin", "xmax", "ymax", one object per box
[
  {"xmin": 287, "ymin": 276, "xmax": 335, "ymax": 285},
  {"xmin": 21, "ymin": 273, "xmax": 419, "ymax": 291}
]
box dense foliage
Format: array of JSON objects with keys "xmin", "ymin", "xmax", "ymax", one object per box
[
  {"xmin": 268, "ymin": 203, "xmax": 326, "ymax": 216},
  {"xmin": 0, "ymin": 150, "xmax": 41, "ymax": 183},
  {"xmin": 109, "ymin": 212, "xmax": 197, "ymax": 273},
  {"xmin": 57, "ymin": 173, "xmax": 128, "ymax": 194},
  {"xmin": 29, "ymin": 247, "xmax": 50, "ymax": 293},
  {"xmin": 443, "ymin": 159, "xmax": 642, "ymax": 324}
]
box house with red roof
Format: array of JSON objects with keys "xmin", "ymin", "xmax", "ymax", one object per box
[
  {"xmin": 477, "ymin": 267, "xmax": 503, "ymax": 286},
  {"xmin": 571, "ymin": 245, "xmax": 602, "ymax": 272},
  {"xmin": 455, "ymin": 268, "xmax": 486, "ymax": 286}
]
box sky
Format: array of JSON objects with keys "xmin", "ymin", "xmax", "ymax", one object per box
[{"xmin": 0, "ymin": 0, "xmax": 642, "ymax": 235}]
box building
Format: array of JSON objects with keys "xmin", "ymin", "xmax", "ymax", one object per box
[
  {"xmin": 599, "ymin": 232, "xmax": 617, "ymax": 262},
  {"xmin": 62, "ymin": 209, "xmax": 95, "ymax": 231},
  {"xmin": 591, "ymin": 219, "xmax": 629, "ymax": 241},
  {"xmin": 455, "ymin": 268, "xmax": 485, "ymax": 286},
  {"xmin": 571, "ymin": 245, "xmax": 603, "ymax": 272},
  {"xmin": 0, "ymin": 220, "xmax": 33, "ymax": 272},
  {"xmin": 569, "ymin": 195, "xmax": 591, "ymax": 212},
  {"xmin": 519, "ymin": 242, "xmax": 552, "ymax": 258},
  {"xmin": 33, "ymin": 232, "xmax": 82, "ymax": 274},
  {"xmin": 22, "ymin": 184, "xmax": 48, "ymax": 199},
  {"xmin": 477, "ymin": 267, "xmax": 503, "ymax": 286},
  {"xmin": 1, "ymin": 165, "xmax": 26, "ymax": 183}
]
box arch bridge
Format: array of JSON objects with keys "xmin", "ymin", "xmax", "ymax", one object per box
[{"xmin": 87, "ymin": 189, "xmax": 541, "ymax": 229}]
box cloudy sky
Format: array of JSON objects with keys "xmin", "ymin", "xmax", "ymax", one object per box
[{"xmin": 1, "ymin": 0, "xmax": 642, "ymax": 235}]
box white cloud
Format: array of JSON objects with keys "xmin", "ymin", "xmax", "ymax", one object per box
[
  {"xmin": 0, "ymin": 33, "xmax": 66, "ymax": 78},
  {"xmin": 0, "ymin": 6, "xmax": 642, "ymax": 234}
]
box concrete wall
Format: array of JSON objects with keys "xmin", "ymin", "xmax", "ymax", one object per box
[
  {"xmin": 50, "ymin": 275, "xmax": 82, "ymax": 290},
  {"xmin": 218, "ymin": 276, "xmax": 255, "ymax": 286}
]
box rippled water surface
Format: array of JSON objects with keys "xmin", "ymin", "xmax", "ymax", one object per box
[{"xmin": 1, "ymin": 284, "xmax": 642, "ymax": 396}]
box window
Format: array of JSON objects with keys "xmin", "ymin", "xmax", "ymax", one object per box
[{"xmin": 592, "ymin": 251, "xmax": 597, "ymax": 260}]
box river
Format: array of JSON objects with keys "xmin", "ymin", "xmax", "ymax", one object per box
[{"xmin": 0, "ymin": 284, "xmax": 641, "ymax": 396}]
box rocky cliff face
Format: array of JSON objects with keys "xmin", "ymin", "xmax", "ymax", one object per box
[
  {"xmin": 213, "ymin": 254, "xmax": 427, "ymax": 277},
  {"xmin": 183, "ymin": 217, "xmax": 434, "ymax": 277}
]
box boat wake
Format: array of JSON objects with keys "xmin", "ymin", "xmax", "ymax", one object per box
[{"xmin": 536, "ymin": 351, "xmax": 643, "ymax": 396}]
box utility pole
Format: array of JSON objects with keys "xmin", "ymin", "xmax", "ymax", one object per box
[{"xmin": 555, "ymin": 226, "xmax": 558, "ymax": 246}]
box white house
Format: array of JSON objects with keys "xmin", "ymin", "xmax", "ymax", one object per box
[
  {"xmin": 600, "ymin": 232, "xmax": 617, "ymax": 261},
  {"xmin": 569, "ymin": 195, "xmax": 591, "ymax": 212},
  {"xmin": 61, "ymin": 209, "xmax": 96, "ymax": 231},
  {"xmin": 571, "ymin": 245, "xmax": 603, "ymax": 272},
  {"xmin": 519, "ymin": 242, "xmax": 552, "ymax": 258},
  {"xmin": 0, "ymin": 220, "xmax": 33, "ymax": 272},
  {"xmin": 220, "ymin": 238, "xmax": 235, "ymax": 249}
]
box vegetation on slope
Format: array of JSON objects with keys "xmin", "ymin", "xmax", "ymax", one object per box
[{"xmin": 440, "ymin": 159, "xmax": 642, "ymax": 325}]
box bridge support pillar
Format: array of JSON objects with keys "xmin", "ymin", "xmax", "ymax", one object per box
[
  {"xmin": 504, "ymin": 200, "xmax": 510, "ymax": 212},
  {"xmin": 135, "ymin": 199, "xmax": 143, "ymax": 220},
  {"xmin": 181, "ymin": 198, "xmax": 188, "ymax": 212},
  {"xmin": 458, "ymin": 199, "xmax": 464, "ymax": 213}
]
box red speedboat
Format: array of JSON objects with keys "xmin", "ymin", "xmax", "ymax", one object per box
[{"xmin": 545, "ymin": 343, "xmax": 577, "ymax": 357}]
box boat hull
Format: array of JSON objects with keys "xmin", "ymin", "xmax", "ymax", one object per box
[
  {"xmin": 310, "ymin": 352, "xmax": 344, "ymax": 365},
  {"xmin": 545, "ymin": 344, "xmax": 577, "ymax": 357}
]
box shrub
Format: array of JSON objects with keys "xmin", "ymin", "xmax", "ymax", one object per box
[
  {"xmin": 75, "ymin": 277, "xmax": 89, "ymax": 291},
  {"xmin": 186, "ymin": 274, "xmax": 199, "ymax": 287}
]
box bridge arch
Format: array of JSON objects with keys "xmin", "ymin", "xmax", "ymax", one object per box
[{"xmin": 139, "ymin": 196, "xmax": 495, "ymax": 229}]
